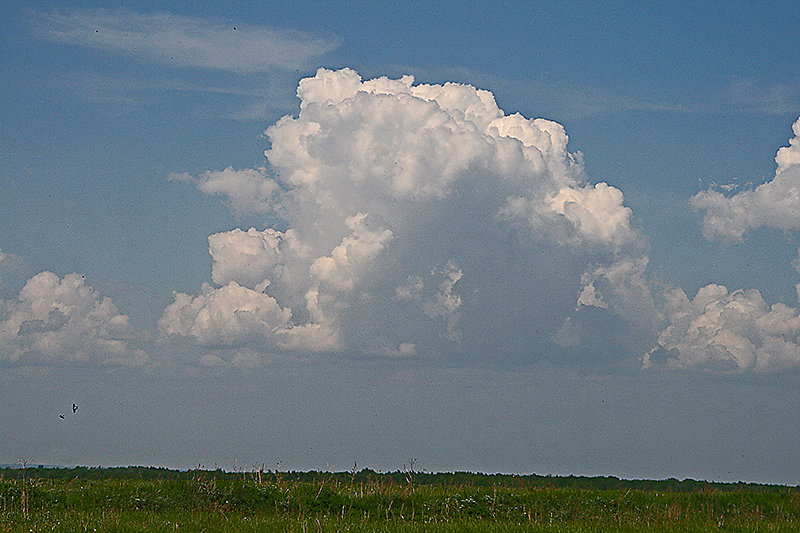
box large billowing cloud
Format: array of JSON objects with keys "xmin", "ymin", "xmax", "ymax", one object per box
[
  {"xmin": 33, "ymin": 9, "xmax": 337, "ymax": 73},
  {"xmin": 692, "ymin": 117, "xmax": 800, "ymax": 243},
  {"xmin": 0, "ymin": 271, "xmax": 147, "ymax": 366},
  {"xmin": 162, "ymin": 68, "xmax": 653, "ymax": 363}
]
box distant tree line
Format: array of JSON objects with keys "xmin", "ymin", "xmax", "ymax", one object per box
[{"xmin": 0, "ymin": 465, "xmax": 793, "ymax": 493}]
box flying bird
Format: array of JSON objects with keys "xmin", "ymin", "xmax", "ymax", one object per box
[
  {"xmin": 59, "ymin": 414, "xmax": 65, "ymax": 419},
  {"xmin": 72, "ymin": 404, "xmax": 78, "ymax": 413}
]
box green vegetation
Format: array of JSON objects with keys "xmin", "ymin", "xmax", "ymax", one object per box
[{"xmin": 1, "ymin": 466, "xmax": 799, "ymax": 531}]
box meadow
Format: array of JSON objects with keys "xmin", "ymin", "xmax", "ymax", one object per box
[{"xmin": 1, "ymin": 466, "xmax": 799, "ymax": 531}]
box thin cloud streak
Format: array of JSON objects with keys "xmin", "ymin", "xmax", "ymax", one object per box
[
  {"xmin": 64, "ymin": 71, "xmax": 300, "ymax": 118},
  {"xmin": 32, "ymin": 9, "xmax": 338, "ymax": 73},
  {"xmin": 419, "ymin": 67, "xmax": 799, "ymax": 121}
]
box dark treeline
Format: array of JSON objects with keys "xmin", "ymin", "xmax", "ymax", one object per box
[{"xmin": 0, "ymin": 465, "xmax": 794, "ymax": 493}]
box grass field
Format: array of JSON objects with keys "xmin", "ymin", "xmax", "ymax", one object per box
[{"xmin": 1, "ymin": 467, "xmax": 799, "ymax": 531}]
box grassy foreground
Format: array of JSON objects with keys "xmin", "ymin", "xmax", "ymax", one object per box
[{"xmin": 1, "ymin": 468, "xmax": 799, "ymax": 531}]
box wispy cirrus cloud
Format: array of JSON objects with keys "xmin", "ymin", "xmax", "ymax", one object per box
[
  {"xmin": 420, "ymin": 66, "xmax": 799, "ymax": 121},
  {"xmin": 728, "ymin": 77, "xmax": 800, "ymax": 115},
  {"xmin": 32, "ymin": 9, "xmax": 338, "ymax": 74}
]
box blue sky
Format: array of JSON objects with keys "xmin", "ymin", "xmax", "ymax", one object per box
[{"xmin": 2, "ymin": 1, "xmax": 800, "ymax": 483}]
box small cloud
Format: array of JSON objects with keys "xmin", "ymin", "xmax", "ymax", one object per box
[
  {"xmin": 422, "ymin": 262, "xmax": 464, "ymax": 342},
  {"xmin": 551, "ymin": 317, "xmax": 581, "ymax": 347},
  {"xmin": 792, "ymin": 250, "xmax": 800, "ymax": 276},
  {"xmin": 0, "ymin": 249, "xmax": 25, "ymax": 287},
  {"xmin": 395, "ymin": 276, "xmax": 424, "ymax": 301},
  {"xmin": 383, "ymin": 342, "xmax": 417, "ymax": 357},
  {"xmin": 0, "ymin": 271, "xmax": 147, "ymax": 366},
  {"xmin": 692, "ymin": 116, "xmax": 800, "ymax": 243},
  {"xmin": 652, "ymin": 284, "xmax": 800, "ymax": 373},
  {"xmin": 170, "ymin": 167, "xmax": 280, "ymax": 214},
  {"xmin": 167, "ymin": 171, "xmax": 193, "ymax": 183}
]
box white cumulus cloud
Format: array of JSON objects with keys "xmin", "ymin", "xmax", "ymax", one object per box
[
  {"xmin": 421, "ymin": 261, "xmax": 464, "ymax": 342},
  {"xmin": 310, "ymin": 213, "xmax": 393, "ymax": 291},
  {"xmin": 0, "ymin": 272, "xmax": 146, "ymax": 366},
  {"xmin": 653, "ymin": 115, "xmax": 800, "ymax": 373},
  {"xmin": 692, "ymin": 117, "xmax": 800, "ymax": 243},
  {"xmin": 208, "ymin": 227, "xmax": 298, "ymax": 290},
  {"xmin": 159, "ymin": 281, "xmax": 339, "ymax": 352},
  {"xmin": 169, "ymin": 167, "xmax": 280, "ymax": 214},
  {"xmin": 501, "ymin": 181, "xmax": 637, "ymax": 250},
  {"xmin": 648, "ymin": 284, "xmax": 800, "ymax": 373},
  {"xmin": 577, "ymin": 256, "xmax": 660, "ymax": 328},
  {"xmin": 163, "ymin": 68, "xmax": 650, "ymax": 362}
]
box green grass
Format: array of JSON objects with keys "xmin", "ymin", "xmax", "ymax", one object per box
[{"xmin": 2, "ymin": 469, "xmax": 799, "ymax": 531}]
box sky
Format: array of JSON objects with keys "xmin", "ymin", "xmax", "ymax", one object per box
[{"xmin": 2, "ymin": 1, "xmax": 800, "ymax": 484}]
